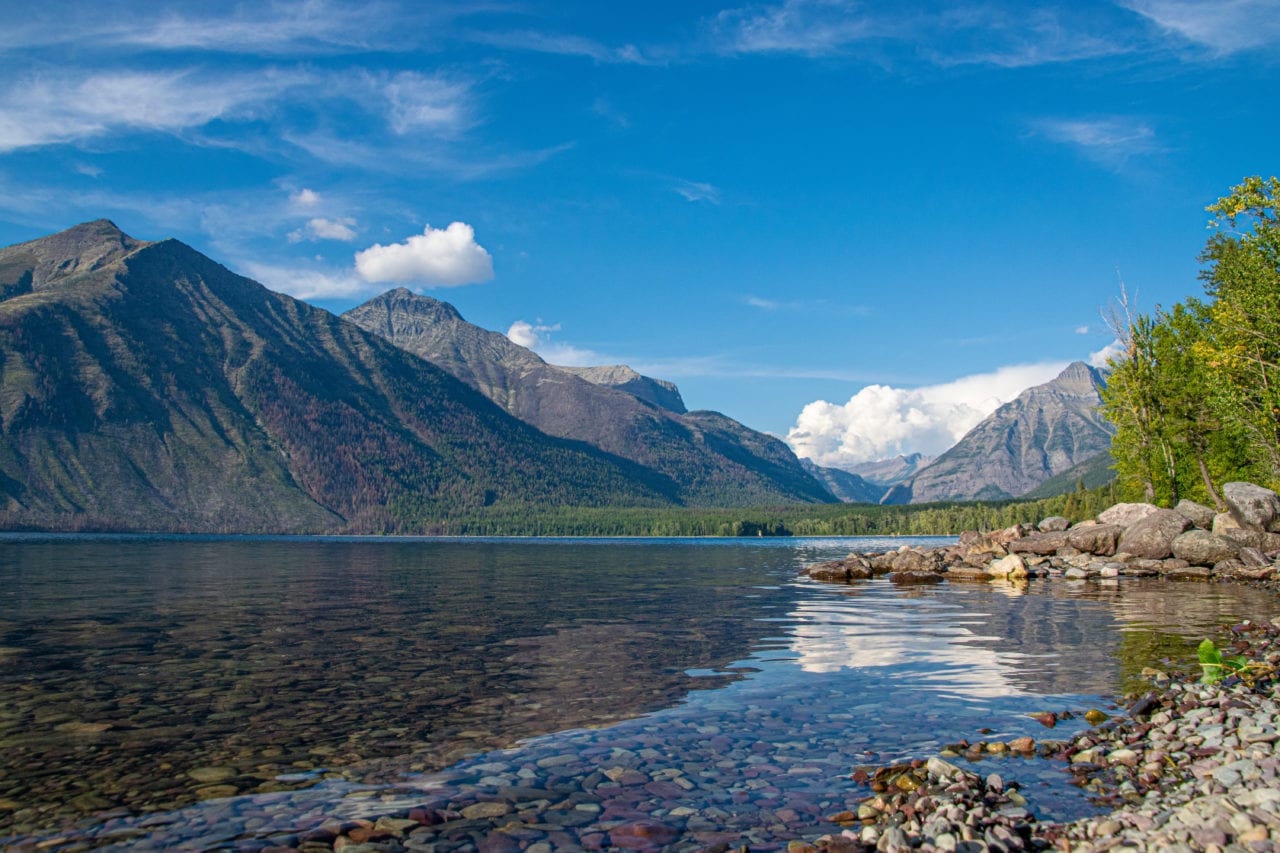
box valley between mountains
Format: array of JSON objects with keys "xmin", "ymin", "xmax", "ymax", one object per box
[{"xmin": 0, "ymin": 221, "xmax": 1114, "ymax": 533}]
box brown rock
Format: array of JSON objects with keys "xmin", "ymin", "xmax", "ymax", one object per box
[
  {"xmin": 1117, "ymin": 509, "xmax": 1192, "ymax": 559},
  {"xmin": 1008, "ymin": 531, "xmax": 1068, "ymax": 555},
  {"xmin": 888, "ymin": 570, "xmax": 944, "ymax": 585},
  {"xmin": 1066, "ymin": 524, "xmax": 1123, "ymax": 556},
  {"xmin": 1038, "ymin": 516, "xmax": 1070, "ymax": 532}
]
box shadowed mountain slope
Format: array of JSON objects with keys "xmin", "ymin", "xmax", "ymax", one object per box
[
  {"xmin": 908, "ymin": 362, "xmax": 1114, "ymax": 503},
  {"xmin": 0, "ymin": 222, "xmax": 675, "ymax": 532},
  {"xmin": 344, "ymin": 288, "xmax": 834, "ymax": 506}
]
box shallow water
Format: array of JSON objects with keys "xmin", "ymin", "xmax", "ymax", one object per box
[{"xmin": 2, "ymin": 535, "xmax": 1278, "ymax": 851}]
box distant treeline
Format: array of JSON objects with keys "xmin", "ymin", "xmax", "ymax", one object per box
[{"xmin": 416, "ymin": 480, "xmax": 1121, "ymax": 537}]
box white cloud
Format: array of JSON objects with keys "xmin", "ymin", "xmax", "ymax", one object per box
[
  {"xmin": 354, "ymin": 222, "xmax": 494, "ymax": 287},
  {"xmin": 241, "ymin": 260, "xmax": 366, "ymax": 300},
  {"xmin": 1075, "ymin": 325, "xmax": 1090, "ymax": 334},
  {"xmin": 0, "ymin": 68, "xmax": 303, "ymax": 152},
  {"xmin": 506, "ymin": 320, "xmax": 601, "ymax": 366},
  {"xmin": 291, "ymin": 188, "xmax": 323, "ymax": 207},
  {"xmin": 380, "ymin": 71, "xmax": 474, "ymax": 136},
  {"xmin": 469, "ymin": 30, "xmax": 655, "ymax": 64},
  {"xmin": 290, "ymin": 217, "xmax": 358, "ymax": 242},
  {"xmin": 673, "ymin": 179, "xmax": 722, "ymax": 204},
  {"xmin": 1031, "ymin": 116, "xmax": 1160, "ymax": 169},
  {"xmin": 1121, "ymin": 0, "xmax": 1280, "ymax": 54},
  {"xmin": 786, "ymin": 361, "xmax": 1069, "ymax": 468},
  {"xmin": 747, "ymin": 295, "xmax": 779, "ymax": 310},
  {"xmin": 711, "ymin": 0, "xmax": 1130, "ymax": 66},
  {"xmin": 1090, "ymin": 339, "xmax": 1126, "ymax": 368}
]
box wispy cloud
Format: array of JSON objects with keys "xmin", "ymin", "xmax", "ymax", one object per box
[
  {"xmin": 468, "ymin": 29, "xmax": 655, "ymax": 64},
  {"xmin": 0, "ymin": 0, "xmax": 456, "ymax": 56},
  {"xmin": 744, "ymin": 294, "xmax": 870, "ymax": 315},
  {"xmin": 673, "ymin": 179, "xmax": 721, "ymax": 204},
  {"xmin": 0, "ymin": 67, "xmax": 475, "ymax": 154},
  {"xmin": 1030, "ymin": 116, "xmax": 1161, "ymax": 169},
  {"xmin": 1121, "ymin": 0, "xmax": 1280, "ymax": 55},
  {"xmin": 709, "ymin": 0, "xmax": 1132, "ymax": 66},
  {"xmin": 240, "ymin": 260, "xmax": 367, "ymax": 300}
]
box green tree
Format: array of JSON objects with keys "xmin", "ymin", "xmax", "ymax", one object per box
[{"xmin": 1200, "ymin": 176, "xmax": 1280, "ymax": 485}]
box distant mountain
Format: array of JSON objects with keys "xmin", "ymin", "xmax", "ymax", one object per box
[
  {"xmin": 344, "ymin": 288, "xmax": 834, "ymax": 506},
  {"xmin": 559, "ymin": 364, "xmax": 686, "ymax": 413},
  {"xmin": 907, "ymin": 362, "xmax": 1114, "ymax": 503},
  {"xmin": 845, "ymin": 452, "xmax": 935, "ymax": 487},
  {"xmin": 0, "ymin": 221, "xmax": 676, "ymax": 532},
  {"xmin": 800, "ymin": 459, "xmax": 885, "ymax": 503}
]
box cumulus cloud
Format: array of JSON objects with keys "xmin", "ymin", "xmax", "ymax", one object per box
[
  {"xmin": 786, "ymin": 361, "xmax": 1069, "ymax": 469},
  {"xmin": 291, "ymin": 188, "xmax": 322, "ymax": 207},
  {"xmin": 289, "ymin": 216, "xmax": 358, "ymax": 242},
  {"xmin": 1090, "ymin": 339, "xmax": 1126, "ymax": 368},
  {"xmin": 506, "ymin": 320, "xmax": 601, "ymax": 366},
  {"xmin": 354, "ymin": 222, "xmax": 494, "ymax": 287}
]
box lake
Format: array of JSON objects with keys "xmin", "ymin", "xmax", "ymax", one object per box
[{"xmin": 2, "ymin": 535, "xmax": 1278, "ymax": 851}]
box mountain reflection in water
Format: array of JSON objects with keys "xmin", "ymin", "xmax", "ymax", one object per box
[{"xmin": 2, "ymin": 536, "xmax": 1279, "ymax": 851}]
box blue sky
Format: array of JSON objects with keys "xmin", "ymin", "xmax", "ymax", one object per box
[{"xmin": 1, "ymin": 0, "xmax": 1277, "ymax": 468}]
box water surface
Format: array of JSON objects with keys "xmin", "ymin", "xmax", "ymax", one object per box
[{"xmin": 2, "ymin": 535, "xmax": 1277, "ymax": 851}]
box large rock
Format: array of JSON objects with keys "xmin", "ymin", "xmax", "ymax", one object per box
[
  {"xmin": 1213, "ymin": 512, "xmax": 1241, "ymax": 534},
  {"xmin": 988, "ymin": 553, "xmax": 1028, "ymax": 579},
  {"xmin": 1117, "ymin": 510, "xmax": 1193, "ymax": 559},
  {"xmin": 1098, "ymin": 503, "xmax": 1161, "ymax": 529},
  {"xmin": 1038, "ymin": 516, "xmax": 1071, "ymax": 533},
  {"xmin": 1008, "ymin": 532, "xmax": 1069, "ymax": 555},
  {"xmin": 1221, "ymin": 528, "xmax": 1280, "ymax": 553},
  {"xmin": 1170, "ymin": 530, "xmax": 1240, "ymax": 567},
  {"xmin": 1066, "ymin": 524, "xmax": 1124, "ymax": 556},
  {"xmin": 1173, "ymin": 499, "xmax": 1217, "ymax": 530},
  {"xmin": 1223, "ymin": 482, "xmax": 1280, "ymax": 533},
  {"xmin": 891, "ymin": 549, "xmax": 940, "ymax": 573}
]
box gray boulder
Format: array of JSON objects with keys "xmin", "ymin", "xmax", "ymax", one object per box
[
  {"xmin": 1009, "ymin": 532, "xmax": 1069, "ymax": 555},
  {"xmin": 1038, "ymin": 516, "xmax": 1070, "ymax": 533},
  {"xmin": 1170, "ymin": 530, "xmax": 1240, "ymax": 567},
  {"xmin": 1223, "ymin": 482, "xmax": 1280, "ymax": 533},
  {"xmin": 1066, "ymin": 523, "xmax": 1124, "ymax": 556},
  {"xmin": 1221, "ymin": 528, "xmax": 1280, "ymax": 553},
  {"xmin": 1173, "ymin": 499, "xmax": 1217, "ymax": 530},
  {"xmin": 891, "ymin": 549, "xmax": 940, "ymax": 573},
  {"xmin": 1117, "ymin": 510, "xmax": 1193, "ymax": 559},
  {"xmin": 1098, "ymin": 502, "xmax": 1162, "ymax": 529}
]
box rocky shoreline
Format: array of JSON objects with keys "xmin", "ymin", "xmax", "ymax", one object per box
[{"xmin": 793, "ymin": 481, "xmax": 1280, "ymax": 852}]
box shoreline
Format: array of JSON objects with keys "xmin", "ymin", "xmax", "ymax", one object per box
[
  {"xmin": 790, "ymin": 488, "xmax": 1280, "ymax": 852},
  {"xmin": 792, "ymin": 605, "xmax": 1280, "ymax": 852}
]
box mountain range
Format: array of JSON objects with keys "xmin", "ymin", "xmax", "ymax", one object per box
[
  {"xmin": 0, "ymin": 221, "xmax": 1117, "ymax": 532},
  {"xmin": 342, "ymin": 288, "xmax": 832, "ymax": 506},
  {"xmin": 0, "ymin": 222, "xmax": 834, "ymax": 532}
]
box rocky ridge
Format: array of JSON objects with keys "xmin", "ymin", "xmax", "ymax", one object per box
[
  {"xmin": 906, "ymin": 362, "xmax": 1115, "ymax": 504},
  {"xmin": 343, "ymin": 288, "xmax": 834, "ymax": 507}
]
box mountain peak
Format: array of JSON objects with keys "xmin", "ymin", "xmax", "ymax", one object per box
[
  {"xmin": 1051, "ymin": 361, "xmax": 1105, "ymax": 394},
  {"xmin": 0, "ymin": 219, "xmax": 148, "ymax": 294}
]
